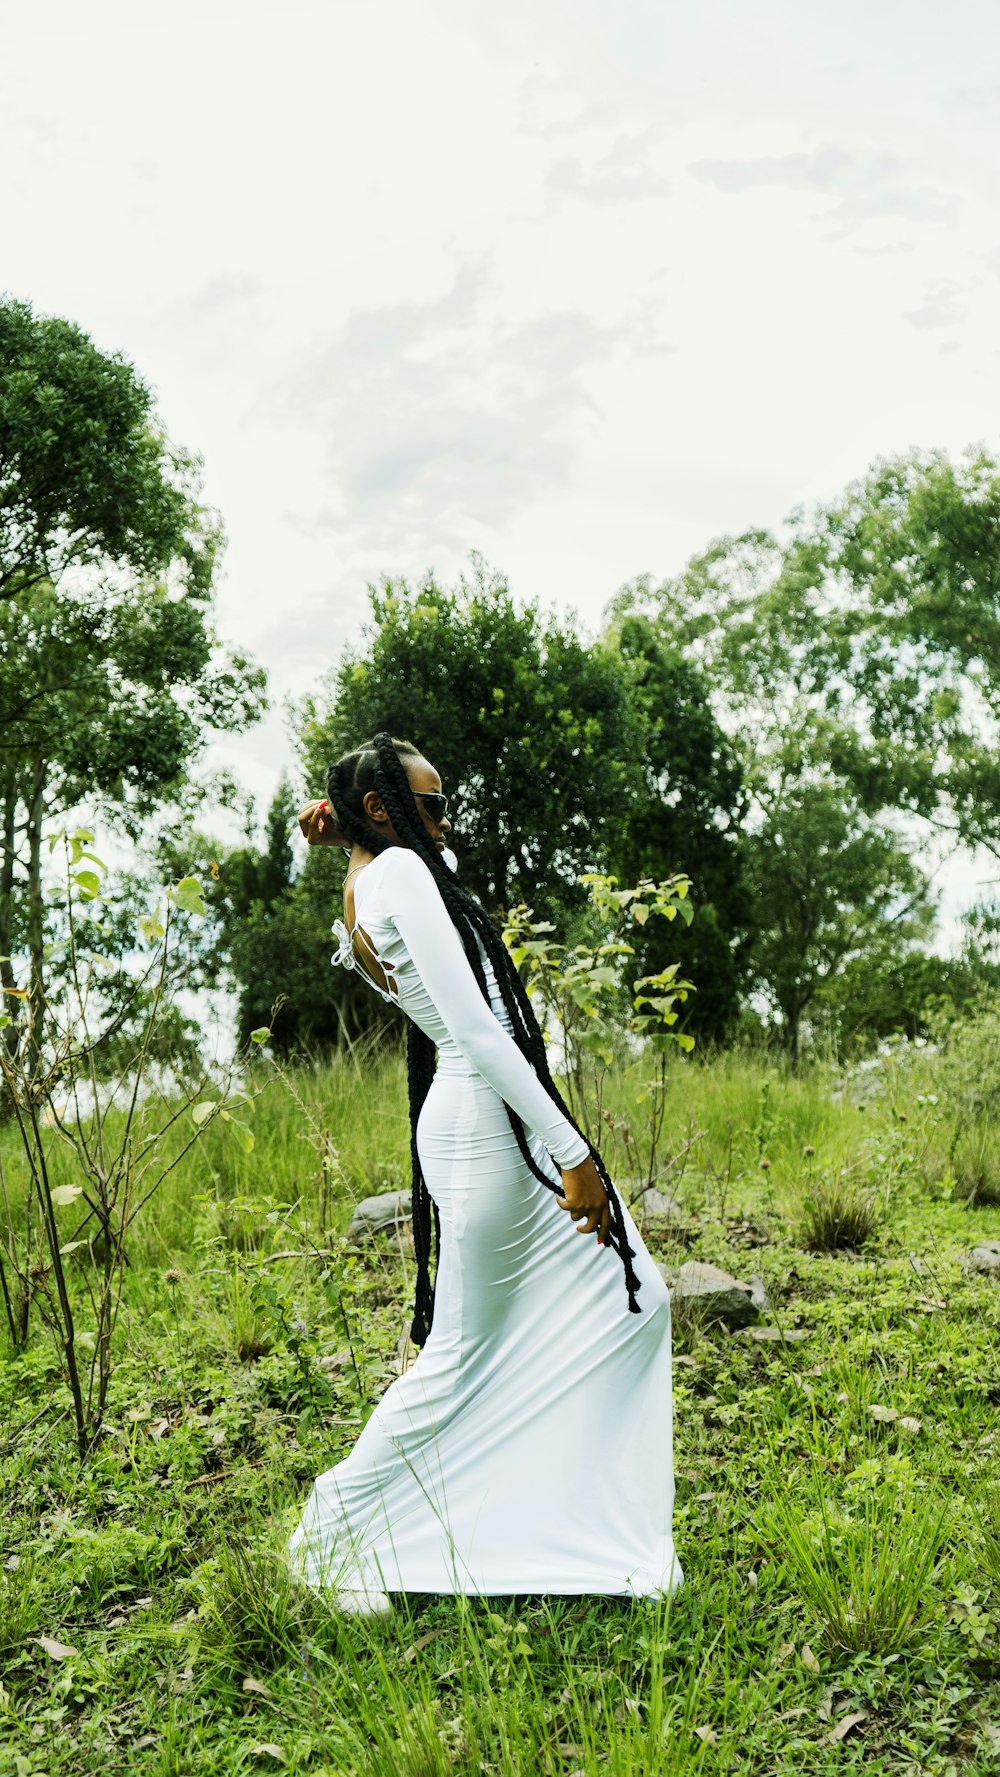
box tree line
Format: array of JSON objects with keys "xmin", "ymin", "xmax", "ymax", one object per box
[{"xmin": 3, "ymin": 293, "xmax": 999, "ymax": 1068}]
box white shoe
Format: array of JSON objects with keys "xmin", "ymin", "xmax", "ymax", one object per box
[{"xmin": 333, "ymin": 1588, "xmax": 392, "ymax": 1618}]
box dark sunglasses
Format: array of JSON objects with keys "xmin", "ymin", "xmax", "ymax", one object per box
[{"xmin": 413, "ymin": 790, "xmax": 449, "ymax": 822}]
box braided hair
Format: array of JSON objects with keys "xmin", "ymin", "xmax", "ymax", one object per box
[{"xmin": 326, "ymin": 731, "xmax": 641, "ymax": 1347}]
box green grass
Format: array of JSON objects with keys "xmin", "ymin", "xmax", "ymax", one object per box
[{"xmin": 2, "ymin": 1035, "xmax": 1000, "ymax": 1773}]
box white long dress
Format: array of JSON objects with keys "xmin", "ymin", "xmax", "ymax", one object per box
[{"xmin": 288, "ymin": 844, "xmax": 682, "ymax": 1598}]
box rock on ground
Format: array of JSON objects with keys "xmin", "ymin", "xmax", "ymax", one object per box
[
  {"xmin": 658, "ymin": 1260, "xmax": 762, "ymax": 1330},
  {"xmin": 628, "ymin": 1186, "xmax": 683, "ymax": 1223},
  {"xmin": 347, "ymin": 1190, "xmax": 412, "ymax": 1244}
]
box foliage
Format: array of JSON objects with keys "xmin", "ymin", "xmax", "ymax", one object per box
[
  {"xmin": 225, "ymin": 558, "xmax": 744, "ymax": 1054},
  {"xmin": 607, "ymin": 610, "xmax": 752, "ymax": 1041},
  {"xmin": 0, "ymin": 301, "xmax": 266, "ymax": 1043},
  {"xmin": 0, "ymin": 293, "xmax": 220, "ymax": 607},
  {"xmin": 0, "ymin": 575, "xmax": 266, "ymax": 1017},
  {"xmin": 626, "ymin": 447, "xmax": 1000, "ymax": 857},
  {"xmin": 141, "ymin": 777, "xmax": 406, "ymax": 1057},
  {"xmin": 0, "ymin": 829, "xmax": 274, "ymax": 1455},
  {"xmin": 294, "ymin": 554, "xmax": 649, "ymax": 920},
  {"xmin": 912, "ymin": 994, "xmax": 1000, "ymax": 1205},
  {"xmin": 608, "ymin": 448, "xmax": 1000, "ymax": 1052},
  {"xmin": 503, "ymin": 869, "xmax": 696, "ymax": 1178},
  {"xmin": 742, "ymin": 773, "xmax": 937, "ymax": 1058}
]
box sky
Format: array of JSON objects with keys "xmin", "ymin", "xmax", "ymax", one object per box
[{"xmin": 3, "ymin": 0, "xmax": 1000, "ymax": 923}]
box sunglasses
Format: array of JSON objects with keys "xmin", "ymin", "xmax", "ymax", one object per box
[{"xmin": 413, "ymin": 790, "xmax": 449, "ymax": 822}]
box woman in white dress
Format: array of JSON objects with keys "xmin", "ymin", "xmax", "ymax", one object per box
[{"xmin": 289, "ymin": 733, "xmax": 682, "ymax": 1611}]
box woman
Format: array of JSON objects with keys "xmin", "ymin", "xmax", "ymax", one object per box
[{"xmin": 288, "ymin": 732, "xmax": 682, "ymax": 1612}]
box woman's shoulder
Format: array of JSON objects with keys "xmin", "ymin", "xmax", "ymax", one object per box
[{"xmin": 355, "ymin": 844, "xmax": 434, "ymax": 911}]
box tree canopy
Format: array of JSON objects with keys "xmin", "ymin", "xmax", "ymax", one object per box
[
  {"xmin": 609, "ymin": 446, "xmax": 1000, "ymax": 1052},
  {"xmin": 0, "ymin": 298, "xmax": 265, "ymax": 1022},
  {"xmin": 296, "ymin": 556, "xmax": 647, "ymax": 921},
  {"xmin": 0, "ymin": 295, "xmax": 220, "ymax": 608}
]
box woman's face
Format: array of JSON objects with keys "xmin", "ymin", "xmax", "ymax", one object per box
[{"xmin": 362, "ymin": 755, "xmax": 452, "ymax": 852}]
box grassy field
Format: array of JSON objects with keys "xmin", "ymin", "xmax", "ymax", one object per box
[{"xmin": 1, "ymin": 1032, "xmax": 999, "ymax": 1775}]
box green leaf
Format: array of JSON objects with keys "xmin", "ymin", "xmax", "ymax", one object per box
[
  {"xmin": 250, "ymin": 1027, "xmax": 271, "ymax": 1046},
  {"xmin": 73, "ymin": 870, "xmax": 102, "ymax": 901},
  {"xmin": 50, "ymin": 1184, "xmax": 83, "ymax": 1207},
  {"xmin": 192, "ymin": 1101, "xmax": 217, "ymax": 1126},
  {"xmin": 59, "ymin": 1239, "xmax": 88, "ymax": 1256},
  {"xmin": 166, "ymin": 875, "xmax": 207, "ymax": 918}
]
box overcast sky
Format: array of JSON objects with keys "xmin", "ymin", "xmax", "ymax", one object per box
[{"xmin": 3, "ymin": 0, "xmax": 1000, "ymax": 917}]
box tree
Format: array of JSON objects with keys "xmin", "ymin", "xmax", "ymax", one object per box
[
  {"xmin": 742, "ymin": 771, "xmax": 936, "ymax": 1058},
  {"xmin": 602, "ymin": 610, "xmax": 751, "ymax": 1042},
  {"xmin": 0, "ymin": 578, "xmax": 265, "ymax": 1023},
  {"xmin": 643, "ymin": 449, "xmax": 1000, "ymax": 855},
  {"xmin": 814, "ymin": 950, "xmax": 990, "ymax": 1050},
  {"xmin": 296, "ymin": 555, "xmax": 647, "ymax": 922},
  {"xmin": 0, "ymin": 294, "xmax": 218, "ymax": 610},
  {"xmin": 0, "ymin": 300, "xmax": 266, "ymax": 1032},
  {"xmin": 611, "ymin": 447, "xmax": 1000, "ymax": 1048}
]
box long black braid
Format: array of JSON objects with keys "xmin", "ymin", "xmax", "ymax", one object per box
[{"xmin": 326, "ymin": 732, "xmax": 641, "ymax": 1347}]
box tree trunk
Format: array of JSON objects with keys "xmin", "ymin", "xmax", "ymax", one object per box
[
  {"xmin": 26, "ymin": 761, "xmax": 45, "ymax": 988},
  {"xmin": 0, "ymin": 788, "xmax": 19, "ymax": 1063},
  {"xmin": 25, "ymin": 759, "xmax": 46, "ymax": 1077}
]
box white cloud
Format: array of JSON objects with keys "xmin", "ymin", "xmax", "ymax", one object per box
[
  {"xmin": 268, "ymin": 262, "xmax": 668, "ymax": 554},
  {"xmin": 689, "ymin": 145, "xmax": 959, "ymax": 228},
  {"xmin": 545, "ymin": 130, "xmax": 671, "ymax": 208},
  {"xmin": 904, "ymin": 284, "xmax": 965, "ymax": 330}
]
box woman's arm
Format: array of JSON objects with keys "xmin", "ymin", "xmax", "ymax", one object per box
[{"xmin": 383, "ymin": 849, "xmax": 590, "ymax": 1168}]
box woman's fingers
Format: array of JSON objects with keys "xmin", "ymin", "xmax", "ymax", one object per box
[
  {"xmin": 298, "ymin": 800, "xmax": 334, "ymax": 844},
  {"xmin": 554, "ymin": 1192, "xmax": 611, "ymax": 1242}
]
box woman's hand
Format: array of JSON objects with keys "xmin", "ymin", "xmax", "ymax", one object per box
[
  {"xmin": 556, "ymin": 1154, "xmax": 611, "ymax": 1243},
  {"xmin": 298, "ymin": 799, "xmax": 348, "ymax": 847}
]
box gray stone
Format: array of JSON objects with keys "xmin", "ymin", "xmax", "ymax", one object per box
[
  {"xmin": 347, "ymin": 1190, "xmax": 412, "ymax": 1243},
  {"xmin": 630, "ymin": 1187, "xmax": 683, "ymax": 1222},
  {"xmin": 747, "ymin": 1274, "xmax": 770, "ymax": 1313},
  {"xmin": 967, "ymin": 1243, "xmax": 1000, "ymax": 1275},
  {"xmin": 738, "ymin": 1325, "xmax": 809, "ymax": 1344},
  {"xmin": 668, "ymin": 1261, "xmax": 760, "ymax": 1329}
]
